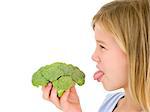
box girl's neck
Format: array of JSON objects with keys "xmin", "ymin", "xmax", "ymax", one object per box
[{"xmin": 117, "ymin": 87, "xmax": 143, "ymax": 112}]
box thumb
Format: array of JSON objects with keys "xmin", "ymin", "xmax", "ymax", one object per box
[
  {"xmin": 70, "ymin": 86, "xmax": 77, "ymax": 95},
  {"xmin": 68, "ymin": 86, "xmax": 80, "ymax": 103}
]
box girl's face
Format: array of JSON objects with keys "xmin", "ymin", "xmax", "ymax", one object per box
[{"xmin": 92, "ymin": 24, "xmax": 128, "ymax": 91}]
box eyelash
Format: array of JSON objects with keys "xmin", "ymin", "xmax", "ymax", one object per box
[{"xmin": 99, "ymin": 45, "xmax": 105, "ymax": 49}]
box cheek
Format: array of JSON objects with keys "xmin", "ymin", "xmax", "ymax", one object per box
[
  {"xmin": 102, "ymin": 64, "xmax": 128, "ymax": 91},
  {"xmin": 104, "ymin": 51, "xmax": 128, "ymax": 76},
  {"xmin": 102, "ymin": 53, "xmax": 128, "ymax": 90}
]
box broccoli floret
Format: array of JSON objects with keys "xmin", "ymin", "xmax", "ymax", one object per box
[
  {"xmin": 32, "ymin": 62, "xmax": 85, "ymax": 97},
  {"xmin": 32, "ymin": 67, "xmax": 49, "ymax": 87},
  {"xmin": 52, "ymin": 76, "xmax": 75, "ymax": 97}
]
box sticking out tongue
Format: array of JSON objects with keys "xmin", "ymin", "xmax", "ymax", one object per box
[{"xmin": 93, "ymin": 70, "xmax": 104, "ymax": 82}]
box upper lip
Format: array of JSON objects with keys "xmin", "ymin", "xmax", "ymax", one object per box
[
  {"xmin": 96, "ymin": 65, "xmax": 100, "ymax": 70},
  {"xmin": 96, "ymin": 65, "xmax": 104, "ymax": 72}
]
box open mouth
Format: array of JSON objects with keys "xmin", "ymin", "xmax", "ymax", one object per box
[{"xmin": 93, "ymin": 70, "xmax": 104, "ymax": 82}]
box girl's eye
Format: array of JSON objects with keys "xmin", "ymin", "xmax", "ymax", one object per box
[{"xmin": 99, "ymin": 45, "xmax": 105, "ymax": 49}]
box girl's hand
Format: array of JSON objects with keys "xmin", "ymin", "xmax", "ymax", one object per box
[{"xmin": 42, "ymin": 83, "xmax": 82, "ymax": 112}]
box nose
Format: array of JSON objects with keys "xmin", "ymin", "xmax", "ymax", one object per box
[{"xmin": 91, "ymin": 51, "xmax": 101, "ymax": 62}]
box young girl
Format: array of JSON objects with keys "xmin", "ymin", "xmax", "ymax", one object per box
[{"xmin": 42, "ymin": 0, "xmax": 150, "ymax": 112}]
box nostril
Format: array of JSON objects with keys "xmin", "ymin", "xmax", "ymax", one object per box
[
  {"xmin": 91, "ymin": 54, "xmax": 96, "ymax": 61},
  {"xmin": 91, "ymin": 53, "xmax": 101, "ymax": 63},
  {"xmin": 92, "ymin": 55, "xmax": 99, "ymax": 62}
]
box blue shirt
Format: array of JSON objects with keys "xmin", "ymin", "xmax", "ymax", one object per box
[{"xmin": 98, "ymin": 92, "xmax": 125, "ymax": 112}]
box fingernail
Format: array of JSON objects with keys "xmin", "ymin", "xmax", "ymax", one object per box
[{"xmin": 48, "ymin": 83, "xmax": 52, "ymax": 87}]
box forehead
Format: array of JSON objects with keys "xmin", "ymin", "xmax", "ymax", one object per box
[{"xmin": 94, "ymin": 24, "xmax": 115, "ymax": 43}]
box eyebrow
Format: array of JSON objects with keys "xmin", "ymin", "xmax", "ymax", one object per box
[{"xmin": 96, "ymin": 40, "xmax": 107, "ymax": 45}]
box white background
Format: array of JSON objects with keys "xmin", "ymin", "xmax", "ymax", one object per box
[{"xmin": 0, "ymin": 0, "xmax": 122, "ymax": 112}]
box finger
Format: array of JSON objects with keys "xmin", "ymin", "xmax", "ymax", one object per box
[
  {"xmin": 42, "ymin": 83, "xmax": 52, "ymax": 100},
  {"xmin": 41, "ymin": 86, "xmax": 45, "ymax": 91},
  {"xmin": 41, "ymin": 86, "xmax": 46, "ymax": 91},
  {"xmin": 50, "ymin": 87, "xmax": 61, "ymax": 109},
  {"xmin": 60, "ymin": 89, "xmax": 70, "ymax": 102},
  {"xmin": 41, "ymin": 83, "xmax": 52, "ymax": 91},
  {"xmin": 48, "ymin": 83, "xmax": 52, "ymax": 87}
]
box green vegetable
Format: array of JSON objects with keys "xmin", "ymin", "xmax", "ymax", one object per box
[{"xmin": 32, "ymin": 62, "xmax": 85, "ymax": 97}]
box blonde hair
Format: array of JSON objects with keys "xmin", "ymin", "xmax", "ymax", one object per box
[{"xmin": 92, "ymin": 0, "xmax": 150, "ymax": 111}]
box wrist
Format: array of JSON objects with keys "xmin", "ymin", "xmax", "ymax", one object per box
[{"xmin": 63, "ymin": 105, "xmax": 82, "ymax": 112}]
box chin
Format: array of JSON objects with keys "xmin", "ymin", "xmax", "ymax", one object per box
[
  {"xmin": 104, "ymin": 87, "xmax": 116, "ymax": 91},
  {"xmin": 102, "ymin": 84, "xmax": 122, "ymax": 91}
]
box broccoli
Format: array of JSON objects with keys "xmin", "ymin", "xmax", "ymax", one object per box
[{"xmin": 32, "ymin": 62, "xmax": 85, "ymax": 97}]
